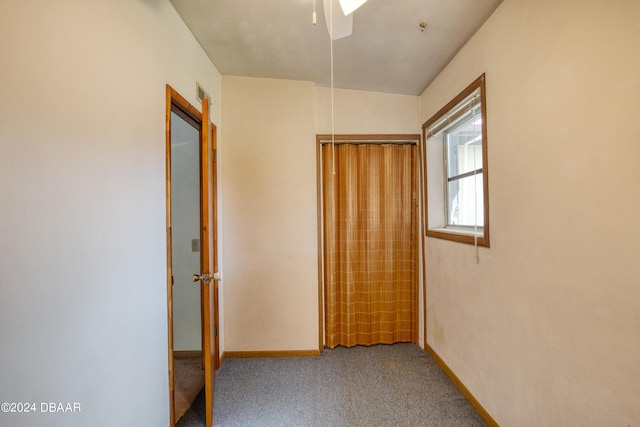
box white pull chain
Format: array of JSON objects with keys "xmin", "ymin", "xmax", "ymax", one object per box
[
  {"xmin": 312, "ymin": 0, "xmax": 317, "ymax": 25},
  {"xmin": 330, "ymin": 0, "xmax": 336, "ymax": 175}
]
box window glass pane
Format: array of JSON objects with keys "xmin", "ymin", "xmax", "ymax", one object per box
[
  {"xmin": 447, "ymin": 173, "xmax": 484, "ymax": 227},
  {"xmin": 446, "ymin": 114, "xmax": 482, "ymax": 179},
  {"xmin": 422, "ymin": 74, "xmax": 489, "ymax": 246}
]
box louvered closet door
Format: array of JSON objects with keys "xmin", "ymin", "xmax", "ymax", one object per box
[{"xmin": 322, "ymin": 143, "xmax": 418, "ymax": 349}]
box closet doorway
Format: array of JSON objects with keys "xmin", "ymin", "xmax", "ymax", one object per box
[{"xmin": 317, "ymin": 134, "xmax": 420, "ymax": 349}]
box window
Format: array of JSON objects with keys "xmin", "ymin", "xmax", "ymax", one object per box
[{"xmin": 422, "ymin": 74, "xmax": 489, "ymax": 247}]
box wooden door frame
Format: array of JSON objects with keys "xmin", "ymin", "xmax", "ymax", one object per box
[
  {"xmin": 166, "ymin": 85, "xmax": 220, "ymax": 427},
  {"xmin": 165, "ymin": 85, "xmax": 207, "ymax": 427}
]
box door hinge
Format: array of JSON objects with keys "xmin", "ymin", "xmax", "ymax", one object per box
[{"xmin": 215, "ymin": 325, "xmax": 219, "ymax": 337}]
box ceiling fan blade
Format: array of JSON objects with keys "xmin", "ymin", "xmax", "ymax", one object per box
[
  {"xmin": 339, "ymin": 0, "xmax": 368, "ymax": 16},
  {"xmin": 323, "ymin": 0, "xmax": 353, "ymax": 40}
]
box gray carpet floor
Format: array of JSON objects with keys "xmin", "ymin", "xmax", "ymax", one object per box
[{"xmin": 177, "ymin": 343, "xmax": 486, "ymax": 427}]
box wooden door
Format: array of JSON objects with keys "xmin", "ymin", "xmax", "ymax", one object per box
[
  {"xmin": 166, "ymin": 86, "xmax": 217, "ymax": 427},
  {"xmin": 211, "ymin": 125, "xmax": 220, "ymax": 370},
  {"xmin": 319, "ymin": 136, "xmax": 419, "ymax": 349},
  {"xmin": 199, "ymin": 98, "xmax": 216, "ymax": 427}
]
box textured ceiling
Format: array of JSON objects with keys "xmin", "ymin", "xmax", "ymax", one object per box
[{"xmin": 170, "ymin": 0, "xmax": 503, "ymax": 96}]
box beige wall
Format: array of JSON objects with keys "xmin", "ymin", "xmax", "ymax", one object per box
[
  {"xmin": 221, "ymin": 76, "xmax": 319, "ymax": 351},
  {"xmin": 220, "ymin": 77, "xmax": 422, "ymax": 351},
  {"xmin": 0, "ymin": 1, "xmax": 220, "ymax": 426},
  {"xmin": 316, "ymin": 87, "xmax": 419, "ymax": 134},
  {"xmin": 419, "ymin": 0, "xmax": 640, "ymax": 425}
]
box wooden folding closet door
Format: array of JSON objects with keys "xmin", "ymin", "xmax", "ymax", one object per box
[{"xmin": 322, "ymin": 143, "xmax": 418, "ymax": 349}]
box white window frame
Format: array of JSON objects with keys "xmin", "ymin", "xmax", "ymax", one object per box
[{"xmin": 422, "ymin": 74, "xmax": 490, "ymax": 247}]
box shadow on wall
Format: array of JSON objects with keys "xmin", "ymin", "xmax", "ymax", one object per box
[{"xmin": 139, "ymin": 0, "xmax": 164, "ymax": 10}]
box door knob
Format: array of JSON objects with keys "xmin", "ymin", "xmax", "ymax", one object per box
[
  {"xmin": 193, "ymin": 273, "xmax": 212, "ymax": 283},
  {"xmin": 193, "ymin": 273, "xmax": 221, "ymax": 283}
]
